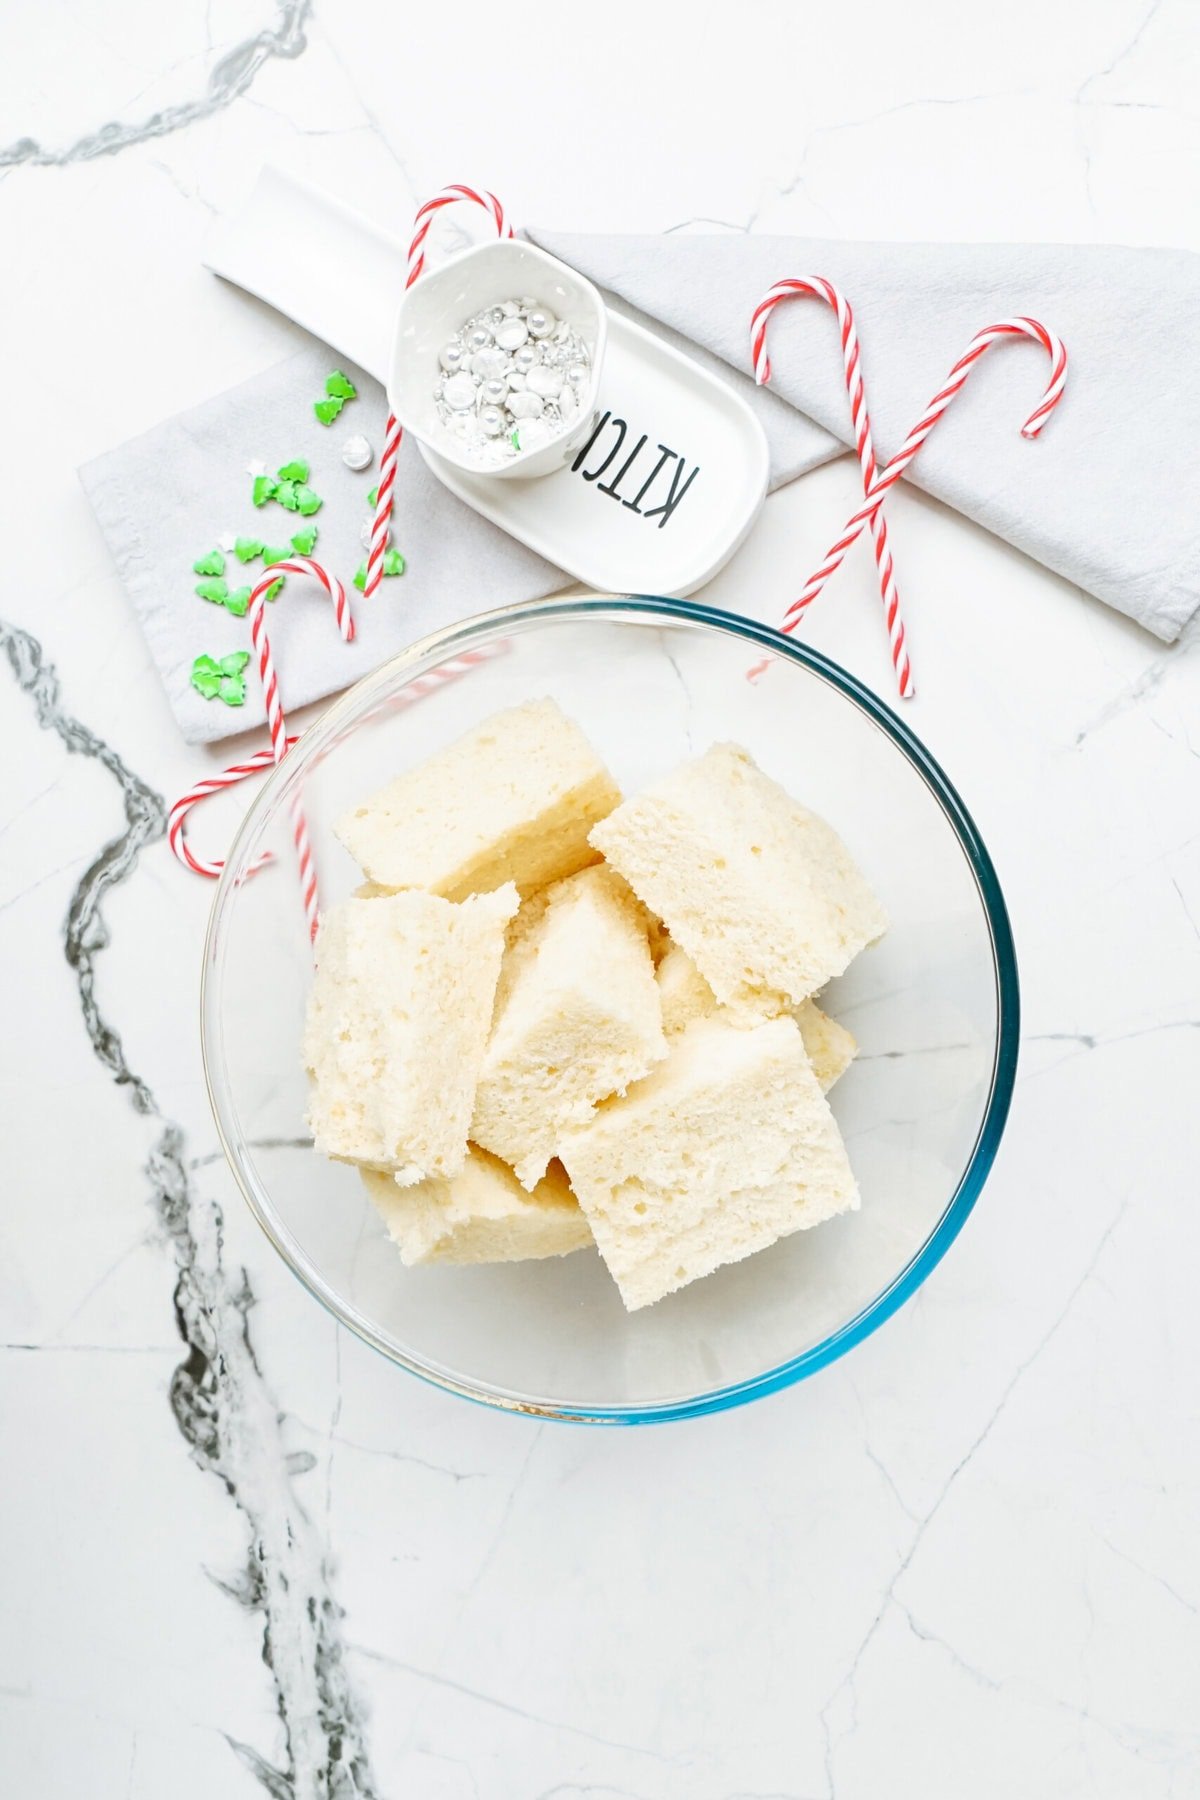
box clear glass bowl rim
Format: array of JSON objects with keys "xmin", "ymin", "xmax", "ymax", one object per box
[{"xmin": 201, "ymin": 594, "xmax": 1020, "ymax": 1426}]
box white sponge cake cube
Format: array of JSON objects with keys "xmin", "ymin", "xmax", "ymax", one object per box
[
  {"xmin": 335, "ymin": 698, "xmax": 621, "ymax": 900},
  {"xmin": 472, "ymin": 866, "xmax": 668, "ymax": 1190},
  {"xmin": 361, "ymin": 1149, "xmax": 592, "ymax": 1266},
  {"xmin": 592, "ymin": 742, "xmax": 886, "ymax": 1010},
  {"xmin": 656, "ymin": 942, "xmax": 856, "ymax": 1091},
  {"xmin": 303, "ymin": 885, "xmax": 517, "ymax": 1180},
  {"xmin": 561, "ymin": 1014, "xmax": 859, "ymax": 1311}
]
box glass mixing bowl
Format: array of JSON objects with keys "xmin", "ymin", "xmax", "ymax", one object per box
[{"xmin": 202, "ymin": 596, "xmax": 1017, "ymax": 1423}]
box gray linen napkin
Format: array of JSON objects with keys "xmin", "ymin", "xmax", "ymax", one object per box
[
  {"xmin": 79, "ymin": 347, "xmax": 565, "ymax": 745},
  {"xmin": 81, "ymin": 200, "xmax": 1200, "ymax": 744}
]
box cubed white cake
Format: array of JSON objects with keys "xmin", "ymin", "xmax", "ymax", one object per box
[
  {"xmin": 303, "ymin": 885, "xmax": 517, "ymax": 1180},
  {"xmin": 361, "ymin": 1148, "xmax": 592, "ymax": 1265},
  {"xmin": 472, "ymin": 866, "xmax": 667, "ymax": 1189},
  {"xmin": 592, "ymin": 742, "xmax": 886, "ymax": 1009},
  {"xmin": 561, "ymin": 1014, "xmax": 859, "ymax": 1310},
  {"xmin": 336, "ymin": 698, "xmax": 621, "ymax": 900}
]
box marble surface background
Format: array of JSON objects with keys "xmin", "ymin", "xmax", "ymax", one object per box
[{"xmin": 2, "ymin": 2, "xmax": 1198, "ymax": 1796}]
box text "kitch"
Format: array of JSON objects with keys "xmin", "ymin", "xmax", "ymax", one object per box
[{"xmin": 571, "ymin": 413, "xmax": 699, "ymax": 528}]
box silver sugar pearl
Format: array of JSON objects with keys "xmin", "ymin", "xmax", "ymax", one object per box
[
  {"xmin": 479, "ymin": 404, "xmax": 506, "ymax": 435},
  {"xmin": 513, "ymin": 344, "xmax": 537, "ymax": 373},
  {"xmin": 341, "ymin": 433, "xmax": 373, "ymax": 471},
  {"xmin": 467, "ymin": 324, "xmax": 492, "ymax": 351},
  {"xmin": 480, "ymin": 376, "xmax": 508, "ymax": 406},
  {"xmin": 568, "ymin": 363, "xmax": 589, "ymax": 386},
  {"xmin": 439, "ymin": 341, "xmax": 466, "ymax": 372},
  {"xmin": 442, "ymin": 371, "xmax": 477, "ymax": 411},
  {"xmin": 526, "ymin": 307, "xmax": 555, "ymax": 338}
]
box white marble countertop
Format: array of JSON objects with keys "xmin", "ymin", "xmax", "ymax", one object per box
[{"xmin": 3, "ymin": 3, "xmax": 1198, "ymax": 1796}]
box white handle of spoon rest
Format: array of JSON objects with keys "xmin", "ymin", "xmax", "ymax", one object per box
[{"xmin": 203, "ymin": 166, "xmax": 406, "ymax": 383}]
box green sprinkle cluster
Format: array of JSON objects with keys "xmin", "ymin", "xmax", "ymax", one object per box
[
  {"xmin": 191, "ymin": 524, "xmax": 321, "ymax": 615},
  {"xmin": 186, "ymin": 374, "xmax": 408, "ymax": 718},
  {"xmin": 314, "ymin": 369, "xmax": 357, "ymax": 426},
  {"xmin": 192, "ymin": 551, "xmax": 252, "ymax": 618},
  {"xmin": 191, "ymin": 650, "xmax": 251, "ymax": 706},
  {"xmin": 251, "ymin": 457, "xmax": 323, "ymax": 516}
]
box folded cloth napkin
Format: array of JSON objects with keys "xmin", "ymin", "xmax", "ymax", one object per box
[
  {"xmin": 80, "ymin": 172, "xmax": 1200, "ymax": 744},
  {"xmin": 79, "ymin": 346, "xmax": 566, "ymax": 744}
]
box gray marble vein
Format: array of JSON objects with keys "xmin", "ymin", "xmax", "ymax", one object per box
[
  {"xmin": 0, "ymin": 617, "xmax": 376, "ymax": 1800},
  {"xmin": 0, "ymin": 0, "xmax": 311, "ymax": 170}
]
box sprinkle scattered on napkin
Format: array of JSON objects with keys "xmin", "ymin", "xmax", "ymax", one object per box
[{"xmin": 79, "ymin": 346, "xmax": 564, "ymax": 744}]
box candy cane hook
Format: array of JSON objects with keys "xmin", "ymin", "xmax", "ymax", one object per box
[
  {"xmin": 751, "ymin": 277, "xmax": 914, "ymax": 698},
  {"xmin": 365, "ymin": 185, "xmax": 514, "ymax": 599},
  {"xmin": 247, "ymin": 558, "xmax": 352, "ymax": 940},
  {"xmin": 168, "ymin": 737, "xmax": 299, "ymax": 878},
  {"xmin": 777, "ymin": 316, "xmax": 1068, "ymax": 641},
  {"xmin": 169, "ymin": 559, "xmax": 353, "ymax": 943}
]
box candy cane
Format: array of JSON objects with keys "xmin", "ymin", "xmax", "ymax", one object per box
[
  {"xmin": 751, "ymin": 278, "xmax": 914, "ymax": 698},
  {"xmin": 776, "ymin": 317, "xmax": 1067, "ymax": 643},
  {"xmin": 247, "ymin": 556, "xmax": 354, "ymax": 769},
  {"xmin": 168, "ymin": 736, "xmax": 299, "ymax": 878},
  {"xmin": 406, "ymin": 184, "xmax": 512, "ymax": 286},
  {"xmin": 245, "ymin": 558, "xmax": 354, "ymax": 939},
  {"xmin": 169, "ymin": 559, "xmax": 352, "ymax": 942},
  {"xmin": 377, "ymin": 642, "xmax": 512, "ymax": 712},
  {"xmin": 364, "ymin": 420, "xmax": 402, "ymax": 599},
  {"xmin": 365, "ymin": 186, "xmax": 514, "ymax": 598}
]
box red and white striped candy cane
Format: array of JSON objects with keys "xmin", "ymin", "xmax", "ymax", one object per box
[
  {"xmin": 377, "ymin": 642, "xmax": 511, "ymax": 713},
  {"xmin": 247, "ymin": 557, "xmax": 354, "ymax": 939},
  {"xmin": 777, "ymin": 316, "xmax": 1068, "ymax": 642},
  {"xmin": 247, "ymin": 556, "xmax": 354, "ymax": 767},
  {"xmin": 365, "ymin": 185, "xmax": 514, "ymax": 598},
  {"xmin": 405, "ymin": 183, "xmax": 511, "ymax": 286},
  {"xmin": 168, "ymin": 736, "xmax": 299, "ymax": 878},
  {"xmin": 169, "ymin": 558, "xmax": 352, "ymax": 942},
  {"xmin": 751, "ymin": 277, "xmax": 914, "ymax": 698}
]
